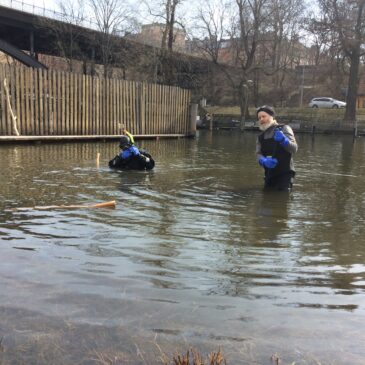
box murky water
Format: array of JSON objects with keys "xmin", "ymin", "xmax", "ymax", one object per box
[{"xmin": 1, "ymin": 131, "xmax": 365, "ymax": 364}]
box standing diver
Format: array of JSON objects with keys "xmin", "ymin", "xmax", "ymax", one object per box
[
  {"xmin": 256, "ymin": 105, "xmax": 298, "ymax": 191},
  {"xmin": 109, "ymin": 135, "xmax": 155, "ymax": 170}
]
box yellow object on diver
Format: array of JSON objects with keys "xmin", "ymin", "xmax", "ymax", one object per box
[{"xmin": 124, "ymin": 130, "xmax": 135, "ymax": 144}]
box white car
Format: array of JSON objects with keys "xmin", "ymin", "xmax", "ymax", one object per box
[{"xmin": 308, "ymin": 97, "xmax": 346, "ymax": 109}]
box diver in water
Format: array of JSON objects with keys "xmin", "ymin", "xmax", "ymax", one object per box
[{"xmin": 109, "ymin": 135, "xmax": 155, "ymax": 170}]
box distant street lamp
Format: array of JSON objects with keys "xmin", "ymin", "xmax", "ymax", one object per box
[{"xmin": 240, "ymin": 80, "xmax": 254, "ymax": 131}]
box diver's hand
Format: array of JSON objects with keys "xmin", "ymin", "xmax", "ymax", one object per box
[
  {"xmin": 274, "ymin": 129, "xmax": 289, "ymax": 146},
  {"xmin": 259, "ymin": 157, "xmax": 278, "ymax": 169}
]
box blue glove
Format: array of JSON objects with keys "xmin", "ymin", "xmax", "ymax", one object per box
[
  {"xmin": 274, "ymin": 129, "xmax": 289, "ymax": 146},
  {"xmin": 259, "ymin": 156, "xmax": 278, "ymax": 169}
]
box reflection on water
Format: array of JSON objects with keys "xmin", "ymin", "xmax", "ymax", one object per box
[{"xmin": 0, "ymin": 132, "xmax": 365, "ymax": 364}]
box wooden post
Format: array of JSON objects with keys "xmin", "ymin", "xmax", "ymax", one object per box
[
  {"xmin": 353, "ymin": 120, "xmax": 358, "ymax": 138},
  {"xmin": 188, "ymin": 103, "xmax": 197, "ymax": 137}
]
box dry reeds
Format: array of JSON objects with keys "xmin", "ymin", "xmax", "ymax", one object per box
[{"xmin": 167, "ymin": 348, "xmax": 226, "ymax": 365}]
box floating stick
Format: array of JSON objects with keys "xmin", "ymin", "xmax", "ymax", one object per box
[{"xmin": 13, "ymin": 200, "xmax": 116, "ymax": 211}]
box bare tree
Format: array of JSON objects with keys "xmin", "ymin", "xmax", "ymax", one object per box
[
  {"xmin": 39, "ymin": 0, "xmax": 86, "ymax": 72},
  {"xmin": 265, "ymin": 0, "xmax": 305, "ymax": 105},
  {"xmin": 194, "ymin": 0, "xmax": 228, "ymax": 63},
  {"xmin": 212, "ymin": 0, "xmax": 271, "ymax": 128},
  {"xmin": 89, "ymin": 0, "xmax": 132, "ymax": 78},
  {"xmin": 313, "ymin": 0, "xmax": 365, "ymax": 122},
  {"xmin": 141, "ymin": 0, "xmax": 185, "ymax": 84}
]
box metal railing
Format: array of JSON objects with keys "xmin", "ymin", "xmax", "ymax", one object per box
[{"xmin": 0, "ymin": 0, "xmax": 107, "ymax": 33}]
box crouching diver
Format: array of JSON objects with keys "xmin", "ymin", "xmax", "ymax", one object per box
[
  {"xmin": 256, "ymin": 105, "xmax": 298, "ymax": 191},
  {"xmin": 109, "ymin": 135, "xmax": 155, "ymax": 170}
]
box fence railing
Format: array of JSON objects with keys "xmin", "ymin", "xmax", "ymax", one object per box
[{"xmin": 0, "ymin": 64, "xmax": 191, "ymax": 136}]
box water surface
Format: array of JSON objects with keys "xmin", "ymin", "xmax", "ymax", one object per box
[{"xmin": 0, "ymin": 131, "xmax": 365, "ymax": 364}]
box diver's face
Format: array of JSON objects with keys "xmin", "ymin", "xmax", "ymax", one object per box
[{"xmin": 258, "ymin": 111, "xmax": 273, "ymax": 131}]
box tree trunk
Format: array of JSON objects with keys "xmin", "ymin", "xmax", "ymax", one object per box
[{"xmin": 344, "ymin": 50, "xmax": 360, "ymax": 122}]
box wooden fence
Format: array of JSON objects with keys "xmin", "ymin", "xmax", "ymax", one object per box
[{"xmin": 0, "ymin": 64, "xmax": 191, "ymax": 137}]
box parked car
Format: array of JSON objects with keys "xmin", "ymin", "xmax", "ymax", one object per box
[{"xmin": 308, "ymin": 97, "xmax": 346, "ymax": 109}]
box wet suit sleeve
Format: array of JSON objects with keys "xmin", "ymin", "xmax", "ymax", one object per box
[
  {"xmin": 256, "ymin": 137, "xmax": 264, "ymax": 162},
  {"xmin": 281, "ymin": 125, "xmax": 298, "ymax": 154}
]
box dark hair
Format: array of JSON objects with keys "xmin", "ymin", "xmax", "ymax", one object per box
[{"xmin": 256, "ymin": 105, "xmax": 275, "ymax": 117}]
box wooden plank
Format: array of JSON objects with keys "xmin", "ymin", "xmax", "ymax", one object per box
[
  {"xmin": 99, "ymin": 77, "xmax": 101, "ymax": 134},
  {"xmin": 77, "ymin": 73, "xmax": 82, "ymax": 134},
  {"xmin": 163, "ymin": 85, "xmax": 168, "ymax": 134},
  {"xmin": 185, "ymin": 90, "xmax": 191, "ymax": 133},
  {"xmin": 44, "ymin": 69, "xmax": 50, "ymax": 135},
  {"xmin": 128, "ymin": 81, "xmax": 132, "ymax": 134},
  {"xmin": 178, "ymin": 88, "xmax": 182, "ymax": 134},
  {"xmin": 154, "ymin": 83, "xmax": 158, "ymax": 135},
  {"xmin": 29, "ymin": 68, "xmax": 35, "ymax": 135},
  {"xmin": 55, "ymin": 71, "xmax": 59, "ymax": 134},
  {"xmin": 32, "ymin": 67, "xmax": 39, "ymax": 135},
  {"xmin": 172, "ymin": 87, "xmax": 177, "ymax": 134},
  {"xmin": 149, "ymin": 83, "xmax": 153, "ymax": 135},
  {"xmin": 23, "ymin": 68, "xmax": 30, "ymax": 134},
  {"xmin": 19, "ymin": 67, "xmax": 26, "ymax": 134},
  {"xmin": 94, "ymin": 76, "xmax": 97, "ymax": 135},
  {"xmin": 88, "ymin": 75, "xmax": 95, "ymax": 134},
  {"xmin": 82, "ymin": 74, "xmax": 86, "ymax": 135},
  {"xmin": 69, "ymin": 72, "xmax": 73, "ymax": 134},
  {"xmin": 87, "ymin": 73, "xmax": 91, "ymax": 135},
  {"xmin": 116, "ymin": 79, "xmax": 122, "ymax": 135},
  {"xmin": 154, "ymin": 84, "xmax": 158, "ymax": 135},
  {"xmin": 147, "ymin": 83, "xmax": 151, "ymax": 134},
  {"xmin": 47, "ymin": 70, "xmax": 53, "ymax": 135},
  {"xmin": 123, "ymin": 81, "xmax": 128, "ymax": 134},
  {"xmin": 182, "ymin": 89, "xmax": 186, "ymax": 134},
  {"xmin": 131, "ymin": 81, "xmax": 137, "ymax": 134},
  {"xmin": 38, "ymin": 68, "xmax": 44, "ymax": 135},
  {"xmin": 181, "ymin": 88, "xmax": 185, "ymax": 134},
  {"xmin": 175, "ymin": 88, "xmax": 180, "ymax": 134},
  {"xmin": 146, "ymin": 82, "xmax": 150, "ymax": 134},
  {"xmin": 140, "ymin": 82, "xmax": 145, "ymax": 134},
  {"xmin": 115, "ymin": 78, "xmax": 120, "ymax": 135},
  {"xmin": 169, "ymin": 86, "xmax": 174, "ymax": 134},
  {"xmin": 61, "ymin": 72, "xmax": 67, "ymax": 135},
  {"xmin": 111, "ymin": 77, "xmax": 115, "ymax": 134},
  {"xmin": 124, "ymin": 80, "xmax": 128, "ymax": 133},
  {"xmin": 16, "ymin": 67, "xmax": 22, "ymax": 134},
  {"xmin": 74, "ymin": 73, "xmax": 78, "ymax": 135},
  {"xmin": 95, "ymin": 76, "xmax": 99, "ymax": 134},
  {"xmin": 0, "ymin": 65, "xmax": 8, "ymax": 135},
  {"xmin": 122, "ymin": 80, "xmax": 126, "ymax": 133},
  {"xmin": 159, "ymin": 84, "xmax": 163, "ymax": 134},
  {"xmin": 0, "ymin": 65, "xmax": 4, "ymax": 134},
  {"xmin": 56, "ymin": 71, "xmax": 61, "ymax": 134},
  {"xmin": 1, "ymin": 65, "xmax": 8, "ymax": 134},
  {"xmin": 65, "ymin": 71, "xmax": 70, "ymax": 135},
  {"xmin": 180, "ymin": 88, "xmax": 183, "ymax": 134},
  {"xmin": 85, "ymin": 75, "xmax": 90, "ymax": 135},
  {"xmin": 51, "ymin": 70, "xmax": 57, "ymax": 134},
  {"xmin": 102, "ymin": 77, "xmax": 106, "ymax": 135},
  {"xmin": 165, "ymin": 85, "xmax": 169, "ymax": 133},
  {"xmin": 109, "ymin": 77, "xmax": 113, "ymax": 135}
]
